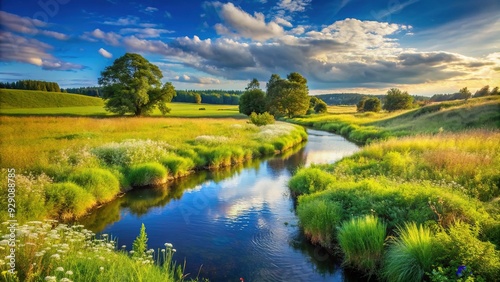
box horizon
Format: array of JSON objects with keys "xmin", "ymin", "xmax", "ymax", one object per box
[{"xmin": 0, "ymin": 0, "xmax": 499, "ymax": 96}]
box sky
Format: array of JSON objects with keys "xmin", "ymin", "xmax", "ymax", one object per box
[{"xmin": 0, "ymin": 0, "xmax": 499, "ymax": 95}]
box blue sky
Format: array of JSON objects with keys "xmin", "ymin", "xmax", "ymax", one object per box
[{"xmin": 0, "ymin": 0, "xmax": 499, "ymax": 95}]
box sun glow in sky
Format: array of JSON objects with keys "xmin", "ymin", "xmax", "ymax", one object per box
[{"xmin": 0, "ymin": 0, "xmax": 499, "ymax": 95}]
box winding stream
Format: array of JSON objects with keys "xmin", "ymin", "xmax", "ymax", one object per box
[{"xmin": 79, "ymin": 129, "xmax": 360, "ymax": 281}]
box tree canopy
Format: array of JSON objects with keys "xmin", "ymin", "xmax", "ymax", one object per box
[
  {"xmin": 383, "ymin": 88, "xmax": 413, "ymax": 112},
  {"xmin": 98, "ymin": 53, "xmax": 176, "ymax": 116},
  {"xmin": 239, "ymin": 79, "xmax": 266, "ymax": 115},
  {"xmin": 266, "ymin": 72, "xmax": 310, "ymax": 118}
]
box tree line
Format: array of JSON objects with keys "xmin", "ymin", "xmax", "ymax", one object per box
[
  {"xmin": 430, "ymin": 85, "xmax": 499, "ymax": 102},
  {"xmin": 0, "ymin": 80, "xmax": 61, "ymax": 92},
  {"xmin": 172, "ymin": 90, "xmax": 241, "ymax": 105}
]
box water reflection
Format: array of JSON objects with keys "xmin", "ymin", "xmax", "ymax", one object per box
[{"xmin": 78, "ymin": 129, "xmax": 360, "ymax": 281}]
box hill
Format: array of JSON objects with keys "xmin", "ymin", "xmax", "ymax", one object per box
[{"xmin": 0, "ymin": 89, "xmax": 104, "ymax": 108}]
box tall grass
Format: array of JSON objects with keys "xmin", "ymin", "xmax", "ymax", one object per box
[
  {"xmin": 128, "ymin": 163, "xmax": 169, "ymax": 186},
  {"xmin": 296, "ymin": 198, "xmax": 343, "ymax": 247},
  {"xmin": 0, "ymin": 221, "xmax": 188, "ymax": 282},
  {"xmin": 45, "ymin": 182, "xmax": 96, "ymax": 220},
  {"xmin": 337, "ymin": 215, "xmax": 386, "ymax": 275},
  {"xmin": 382, "ymin": 223, "xmax": 434, "ymax": 282},
  {"xmin": 288, "ymin": 167, "xmax": 335, "ymax": 196},
  {"xmin": 68, "ymin": 168, "xmax": 121, "ymax": 203}
]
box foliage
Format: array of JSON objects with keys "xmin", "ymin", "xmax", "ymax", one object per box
[
  {"xmin": 288, "ymin": 167, "xmax": 335, "ymax": 195},
  {"xmin": 363, "ymin": 97, "xmax": 382, "ymax": 112},
  {"xmin": 98, "ymin": 53, "xmax": 176, "ymax": 116},
  {"xmin": 314, "ymin": 101, "xmax": 328, "ymax": 113},
  {"xmin": 128, "ymin": 162, "xmax": 168, "ymax": 186},
  {"xmin": 239, "ymin": 88, "xmax": 266, "ymax": 115},
  {"xmin": 356, "ymin": 97, "xmax": 367, "ymax": 112},
  {"xmin": 0, "ymin": 222, "xmax": 186, "ymax": 282},
  {"xmin": 338, "ymin": 215, "xmax": 387, "ymax": 275},
  {"xmin": 45, "ymin": 182, "xmax": 96, "ymax": 219},
  {"xmin": 266, "ymin": 72, "xmax": 310, "ymax": 117},
  {"xmin": 383, "ymin": 88, "xmax": 414, "ymax": 111},
  {"xmin": 173, "ymin": 90, "xmax": 240, "ymax": 105},
  {"xmin": 0, "ymin": 79, "xmax": 60, "ymax": 92},
  {"xmin": 382, "ymin": 223, "xmax": 434, "ymax": 282},
  {"xmin": 249, "ymin": 111, "xmax": 275, "ymax": 126},
  {"xmin": 160, "ymin": 154, "xmax": 195, "ymax": 178},
  {"xmin": 245, "ymin": 78, "xmax": 260, "ymax": 90},
  {"xmin": 474, "ymin": 85, "xmax": 490, "ymax": 97},
  {"xmin": 132, "ymin": 223, "xmax": 149, "ymax": 259},
  {"xmin": 68, "ymin": 168, "xmax": 121, "ymax": 203}
]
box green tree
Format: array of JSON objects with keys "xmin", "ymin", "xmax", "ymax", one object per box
[
  {"xmin": 383, "ymin": 88, "xmax": 413, "ymax": 112},
  {"xmin": 239, "ymin": 79, "xmax": 266, "ymax": 115},
  {"xmin": 132, "ymin": 223, "xmax": 148, "ymax": 258},
  {"xmin": 266, "ymin": 72, "xmax": 310, "ymax": 118},
  {"xmin": 357, "ymin": 97, "xmax": 368, "ymax": 112},
  {"xmin": 309, "ymin": 96, "xmax": 321, "ymax": 108},
  {"xmin": 474, "ymin": 85, "xmax": 490, "ymax": 97},
  {"xmin": 489, "ymin": 86, "xmax": 499, "ymax": 95},
  {"xmin": 314, "ymin": 101, "xmax": 328, "ymax": 113},
  {"xmin": 98, "ymin": 53, "xmax": 176, "ymax": 116},
  {"xmin": 459, "ymin": 87, "xmax": 472, "ymax": 101},
  {"xmin": 363, "ymin": 97, "xmax": 382, "ymax": 112},
  {"xmin": 194, "ymin": 93, "xmax": 202, "ymax": 104}
]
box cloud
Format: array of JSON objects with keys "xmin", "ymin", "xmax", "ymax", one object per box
[
  {"xmin": 144, "ymin": 6, "xmax": 158, "ymax": 13},
  {"xmin": 173, "ymin": 74, "xmax": 220, "ymax": 84},
  {"xmin": 120, "ymin": 28, "xmax": 174, "ymax": 38},
  {"xmin": 103, "ymin": 16, "xmax": 139, "ymax": 26},
  {"xmin": 371, "ymin": 0, "xmax": 419, "ymax": 21},
  {"xmin": 82, "ymin": 29, "xmax": 121, "ymax": 46},
  {"xmin": 0, "ymin": 11, "xmax": 69, "ymax": 40},
  {"xmin": 277, "ymin": 0, "xmax": 311, "ymax": 13},
  {"xmin": 0, "ymin": 31, "xmax": 85, "ymax": 71},
  {"xmin": 98, "ymin": 48, "xmax": 113, "ymax": 58},
  {"xmin": 164, "ymin": 11, "xmax": 172, "ymax": 18},
  {"xmin": 274, "ymin": 17, "xmax": 293, "ymax": 27},
  {"xmin": 214, "ymin": 3, "xmax": 284, "ymax": 41}
]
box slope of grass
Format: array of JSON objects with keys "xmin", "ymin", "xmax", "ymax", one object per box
[{"xmin": 0, "ymin": 89, "xmax": 104, "ymax": 108}]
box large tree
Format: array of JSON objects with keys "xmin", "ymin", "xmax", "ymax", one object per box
[
  {"xmin": 239, "ymin": 79, "xmax": 266, "ymax": 115},
  {"xmin": 383, "ymin": 88, "xmax": 413, "ymax": 112},
  {"xmin": 98, "ymin": 53, "xmax": 176, "ymax": 116},
  {"xmin": 266, "ymin": 72, "xmax": 310, "ymax": 118}
]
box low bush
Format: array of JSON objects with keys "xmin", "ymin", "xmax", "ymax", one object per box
[
  {"xmin": 160, "ymin": 154, "xmax": 195, "ymax": 178},
  {"xmin": 288, "ymin": 167, "xmax": 335, "ymax": 196},
  {"xmin": 338, "ymin": 215, "xmax": 386, "ymax": 275},
  {"xmin": 128, "ymin": 163, "xmax": 168, "ymax": 186},
  {"xmin": 45, "ymin": 182, "xmax": 96, "ymax": 219},
  {"xmin": 296, "ymin": 197, "xmax": 343, "ymax": 247},
  {"xmin": 68, "ymin": 168, "xmax": 121, "ymax": 203},
  {"xmin": 382, "ymin": 223, "xmax": 434, "ymax": 282},
  {"xmin": 250, "ymin": 112, "xmax": 275, "ymax": 126}
]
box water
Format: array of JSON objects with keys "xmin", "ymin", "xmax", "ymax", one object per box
[{"xmin": 79, "ymin": 129, "xmax": 360, "ymax": 281}]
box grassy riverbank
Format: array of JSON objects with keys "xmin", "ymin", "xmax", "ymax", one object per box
[
  {"xmin": 288, "ymin": 97, "xmax": 500, "ymax": 281},
  {"xmin": 0, "ymin": 116, "xmax": 306, "ymax": 223}
]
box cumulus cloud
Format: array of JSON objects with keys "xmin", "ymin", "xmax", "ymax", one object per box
[
  {"xmin": 98, "ymin": 48, "xmax": 113, "ymax": 58},
  {"xmin": 214, "ymin": 3, "xmax": 284, "ymax": 41},
  {"xmin": 0, "ymin": 31, "xmax": 85, "ymax": 71},
  {"xmin": 0, "ymin": 11, "xmax": 69, "ymax": 40},
  {"xmin": 277, "ymin": 0, "xmax": 311, "ymax": 12},
  {"xmin": 173, "ymin": 74, "xmax": 220, "ymax": 84},
  {"xmin": 82, "ymin": 29, "xmax": 121, "ymax": 46}
]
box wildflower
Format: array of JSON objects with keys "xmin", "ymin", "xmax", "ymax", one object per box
[
  {"xmin": 50, "ymin": 254, "xmax": 61, "ymax": 260},
  {"xmin": 121, "ymin": 245, "xmax": 126, "ymax": 249},
  {"xmin": 55, "ymin": 267, "xmax": 64, "ymax": 272},
  {"xmin": 172, "ymin": 249, "xmax": 176, "ymax": 253},
  {"xmin": 60, "ymin": 278, "xmax": 72, "ymax": 282},
  {"xmin": 65, "ymin": 270, "xmax": 73, "ymax": 276},
  {"xmin": 44, "ymin": 276, "xmax": 57, "ymax": 282},
  {"xmin": 164, "ymin": 243, "xmax": 173, "ymax": 248},
  {"xmin": 161, "ymin": 249, "xmax": 165, "ymax": 253},
  {"xmin": 102, "ymin": 234, "xmax": 108, "ymax": 238},
  {"xmin": 456, "ymin": 265, "xmax": 466, "ymax": 277},
  {"xmin": 129, "ymin": 250, "xmax": 135, "ymax": 254},
  {"xmin": 99, "ymin": 267, "xmax": 104, "ymax": 272}
]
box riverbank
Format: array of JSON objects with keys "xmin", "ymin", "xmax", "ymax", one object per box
[
  {"xmin": 287, "ymin": 97, "xmax": 500, "ymax": 281},
  {"xmin": 0, "ymin": 116, "xmax": 307, "ymax": 223}
]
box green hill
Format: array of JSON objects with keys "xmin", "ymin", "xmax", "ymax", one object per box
[{"xmin": 0, "ymin": 89, "xmax": 104, "ymax": 108}]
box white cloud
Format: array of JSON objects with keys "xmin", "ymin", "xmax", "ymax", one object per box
[
  {"xmin": 82, "ymin": 29, "xmax": 121, "ymax": 46},
  {"xmin": 120, "ymin": 28, "xmax": 174, "ymax": 38},
  {"xmin": 103, "ymin": 16, "xmax": 139, "ymax": 26},
  {"xmin": 144, "ymin": 6, "xmax": 158, "ymax": 13},
  {"xmin": 0, "ymin": 31, "xmax": 85, "ymax": 71},
  {"xmin": 274, "ymin": 17, "xmax": 293, "ymax": 28},
  {"xmin": 277, "ymin": 0, "xmax": 311, "ymax": 12},
  {"xmin": 214, "ymin": 3, "xmax": 284, "ymax": 41},
  {"xmin": 0, "ymin": 11, "xmax": 69, "ymax": 40},
  {"xmin": 173, "ymin": 74, "xmax": 220, "ymax": 84},
  {"xmin": 98, "ymin": 48, "xmax": 113, "ymax": 58}
]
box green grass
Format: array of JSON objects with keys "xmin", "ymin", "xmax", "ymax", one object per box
[
  {"xmin": 288, "ymin": 167, "xmax": 336, "ymax": 196},
  {"xmin": 45, "ymin": 182, "xmax": 96, "ymax": 220},
  {"xmin": 0, "ymin": 221, "xmax": 188, "ymax": 282},
  {"xmin": 382, "ymin": 223, "xmax": 434, "ymax": 282},
  {"xmin": 68, "ymin": 168, "xmax": 121, "ymax": 203},
  {"xmin": 337, "ymin": 215, "xmax": 386, "ymax": 275},
  {"xmin": 0, "ymin": 89, "xmax": 104, "ymax": 108},
  {"xmin": 128, "ymin": 163, "xmax": 169, "ymax": 186}
]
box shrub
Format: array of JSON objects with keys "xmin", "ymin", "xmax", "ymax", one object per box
[
  {"xmin": 383, "ymin": 223, "xmax": 434, "ymax": 282},
  {"xmin": 314, "ymin": 101, "xmax": 328, "ymax": 113},
  {"xmin": 433, "ymin": 221, "xmax": 500, "ymax": 281},
  {"xmin": 92, "ymin": 139, "xmax": 172, "ymax": 167},
  {"xmin": 128, "ymin": 162, "xmax": 168, "ymax": 186},
  {"xmin": 297, "ymin": 197, "xmax": 343, "ymax": 247},
  {"xmin": 288, "ymin": 167, "xmax": 335, "ymax": 196},
  {"xmin": 258, "ymin": 143, "xmax": 276, "ymax": 155},
  {"xmin": 250, "ymin": 111, "xmax": 275, "ymax": 126},
  {"xmin": 199, "ymin": 107, "xmax": 206, "ymax": 110},
  {"xmin": 338, "ymin": 215, "xmax": 387, "ymax": 275},
  {"xmin": 68, "ymin": 168, "xmax": 121, "ymax": 203},
  {"xmin": 45, "ymin": 182, "xmax": 95, "ymax": 219},
  {"xmin": 160, "ymin": 154, "xmax": 195, "ymax": 178}
]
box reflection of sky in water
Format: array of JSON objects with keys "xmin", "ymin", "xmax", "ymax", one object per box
[{"xmin": 88, "ymin": 129, "xmax": 361, "ymax": 282}]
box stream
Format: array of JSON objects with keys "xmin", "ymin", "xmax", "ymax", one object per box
[{"xmin": 79, "ymin": 129, "xmax": 361, "ymax": 281}]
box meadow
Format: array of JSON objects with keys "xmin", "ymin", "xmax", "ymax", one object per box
[{"xmin": 288, "ymin": 97, "xmax": 500, "ymax": 281}]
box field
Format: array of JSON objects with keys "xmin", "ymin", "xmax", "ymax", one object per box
[{"xmin": 288, "ymin": 96, "xmax": 500, "ymax": 280}]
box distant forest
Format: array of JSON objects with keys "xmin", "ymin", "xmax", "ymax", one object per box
[
  {"xmin": 0, "ymin": 80, "xmax": 61, "ymax": 92},
  {"xmin": 315, "ymin": 93, "xmax": 429, "ymax": 105},
  {"xmin": 172, "ymin": 90, "xmax": 243, "ymax": 105}
]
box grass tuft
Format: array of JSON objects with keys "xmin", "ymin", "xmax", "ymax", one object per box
[
  {"xmin": 68, "ymin": 168, "xmax": 121, "ymax": 203},
  {"xmin": 45, "ymin": 182, "xmax": 96, "ymax": 219},
  {"xmin": 128, "ymin": 163, "xmax": 169, "ymax": 186}
]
